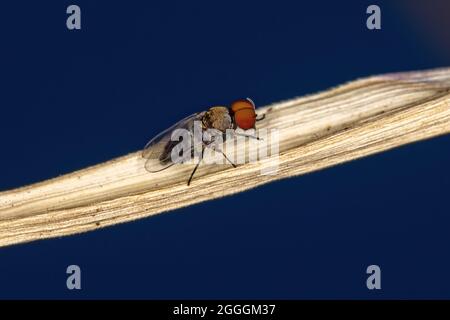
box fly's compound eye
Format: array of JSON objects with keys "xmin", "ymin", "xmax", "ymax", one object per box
[{"xmin": 230, "ymin": 98, "xmax": 257, "ymax": 130}]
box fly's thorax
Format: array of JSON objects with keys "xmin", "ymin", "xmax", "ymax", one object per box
[{"xmin": 202, "ymin": 106, "xmax": 233, "ymax": 132}]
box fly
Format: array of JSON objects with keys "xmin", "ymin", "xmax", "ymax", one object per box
[{"xmin": 142, "ymin": 98, "xmax": 265, "ymax": 185}]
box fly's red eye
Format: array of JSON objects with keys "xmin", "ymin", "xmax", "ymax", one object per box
[{"xmin": 231, "ymin": 98, "xmax": 257, "ymax": 130}]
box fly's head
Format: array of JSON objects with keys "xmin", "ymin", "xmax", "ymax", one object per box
[{"xmin": 230, "ymin": 98, "xmax": 258, "ymax": 130}]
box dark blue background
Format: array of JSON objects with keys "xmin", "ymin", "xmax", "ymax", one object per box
[{"xmin": 0, "ymin": 0, "xmax": 449, "ymax": 299}]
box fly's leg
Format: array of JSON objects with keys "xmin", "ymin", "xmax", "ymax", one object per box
[
  {"xmin": 187, "ymin": 145, "xmax": 205, "ymax": 186},
  {"xmin": 220, "ymin": 150, "xmax": 237, "ymax": 168},
  {"xmin": 203, "ymin": 136, "xmax": 237, "ymax": 167},
  {"xmin": 233, "ymin": 132, "xmax": 262, "ymax": 141},
  {"xmin": 211, "ymin": 146, "xmax": 236, "ymax": 168},
  {"xmin": 187, "ymin": 141, "xmax": 237, "ymax": 186}
]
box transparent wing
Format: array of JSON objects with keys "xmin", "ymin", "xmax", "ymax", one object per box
[{"xmin": 142, "ymin": 113, "xmax": 203, "ymax": 173}]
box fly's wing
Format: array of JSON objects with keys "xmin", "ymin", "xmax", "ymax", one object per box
[{"xmin": 142, "ymin": 113, "xmax": 203, "ymax": 173}]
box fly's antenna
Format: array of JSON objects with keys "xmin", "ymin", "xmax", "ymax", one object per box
[
  {"xmin": 246, "ymin": 97, "xmax": 256, "ymax": 108},
  {"xmin": 245, "ymin": 97, "xmax": 265, "ymax": 121}
]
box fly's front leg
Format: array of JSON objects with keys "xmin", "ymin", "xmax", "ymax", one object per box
[{"xmin": 233, "ymin": 131, "xmax": 262, "ymax": 141}]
